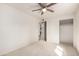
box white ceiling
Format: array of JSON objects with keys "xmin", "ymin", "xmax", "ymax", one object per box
[{"xmin": 6, "ymin": 3, "xmax": 79, "ymax": 19}]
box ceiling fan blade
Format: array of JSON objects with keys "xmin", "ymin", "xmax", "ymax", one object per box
[
  {"xmin": 32, "ymin": 9, "xmax": 41, "ymax": 12},
  {"xmin": 38, "ymin": 3, "xmax": 45, "ymax": 8},
  {"xmin": 46, "ymin": 3, "xmax": 56, "ymax": 7},
  {"xmin": 47, "ymin": 9, "xmax": 54, "ymax": 12}
]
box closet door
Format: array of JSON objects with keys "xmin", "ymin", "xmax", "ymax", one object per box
[{"xmin": 59, "ymin": 19, "xmax": 73, "ymax": 44}]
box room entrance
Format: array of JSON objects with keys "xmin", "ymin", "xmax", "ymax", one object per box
[{"xmin": 39, "ymin": 19, "xmax": 47, "ymax": 41}]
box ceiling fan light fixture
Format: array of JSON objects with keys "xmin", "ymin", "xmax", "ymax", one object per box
[{"xmin": 42, "ymin": 8, "xmax": 47, "ymax": 12}]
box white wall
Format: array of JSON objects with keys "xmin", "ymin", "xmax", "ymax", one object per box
[
  {"xmin": 0, "ymin": 4, "xmax": 39, "ymax": 55},
  {"xmin": 45, "ymin": 15, "xmax": 74, "ymax": 44},
  {"xmin": 60, "ymin": 23, "xmax": 73, "ymax": 44},
  {"xmin": 74, "ymin": 8, "xmax": 79, "ymax": 52},
  {"xmin": 46, "ymin": 18, "xmax": 59, "ymax": 43}
]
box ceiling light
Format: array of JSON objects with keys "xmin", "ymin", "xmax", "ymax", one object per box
[{"xmin": 42, "ymin": 8, "xmax": 47, "ymax": 12}]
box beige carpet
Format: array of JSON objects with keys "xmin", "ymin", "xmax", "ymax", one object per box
[{"xmin": 3, "ymin": 40, "xmax": 79, "ymax": 56}]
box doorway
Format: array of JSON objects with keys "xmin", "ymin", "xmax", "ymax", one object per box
[
  {"xmin": 59, "ymin": 19, "xmax": 73, "ymax": 45},
  {"xmin": 39, "ymin": 20, "xmax": 47, "ymax": 41}
]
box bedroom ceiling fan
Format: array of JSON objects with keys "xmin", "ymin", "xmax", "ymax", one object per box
[{"xmin": 32, "ymin": 3, "xmax": 56, "ymax": 15}]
